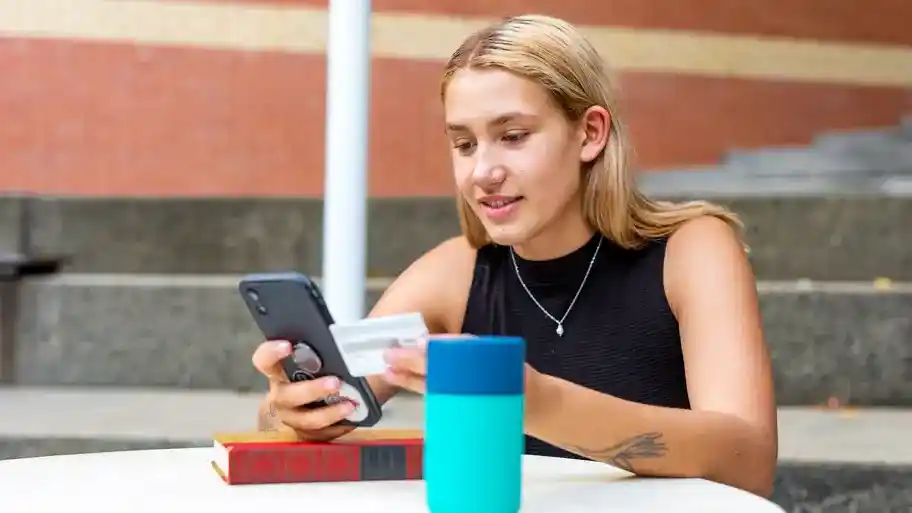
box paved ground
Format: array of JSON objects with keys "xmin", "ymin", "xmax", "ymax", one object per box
[{"xmin": 1, "ymin": 386, "xmax": 909, "ymax": 466}]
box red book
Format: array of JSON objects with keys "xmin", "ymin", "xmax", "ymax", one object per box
[{"xmin": 211, "ymin": 429, "xmax": 424, "ymax": 485}]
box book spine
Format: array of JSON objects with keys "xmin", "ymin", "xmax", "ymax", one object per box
[{"xmin": 227, "ymin": 442, "xmax": 424, "ymax": 484}]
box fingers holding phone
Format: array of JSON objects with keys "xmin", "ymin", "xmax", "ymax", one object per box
[
  {"xmin": 253, "ymin": 339, "xmax": 356, "ymax": 440},
  {"xmin": 273, "ymin": 377, "xmax": 358, "ymax": 432},
  {"xmin": 252, "ymin": 340, "xmax": 292, "ymax": 384}
]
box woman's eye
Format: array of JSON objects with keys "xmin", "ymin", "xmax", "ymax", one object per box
[
  {"xmin": 502, "ymin": 132, "xmax": 528, "ymax": 143},
  {"xmin": 453, "ymin": 141, "xmax": 476, "ymax": 155}
]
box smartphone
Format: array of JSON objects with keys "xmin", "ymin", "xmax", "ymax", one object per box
[{"xmin": 238, "ymin": 272, "xmax": 383, "ymax": 428}]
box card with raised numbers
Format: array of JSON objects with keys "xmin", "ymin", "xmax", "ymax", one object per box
[{"xmin": 329, "ymin": 312, "xmax": 429, "ymax": 378}]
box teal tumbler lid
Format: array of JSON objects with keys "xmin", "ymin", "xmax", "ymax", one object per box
[{"xmin": 426, "ymin": 336, "xmax": 525, "ymax": 395}]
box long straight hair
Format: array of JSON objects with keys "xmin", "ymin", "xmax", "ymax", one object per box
[{"xmin": 441, "ymin": 15, "xmax": 743, "ymax": 249}]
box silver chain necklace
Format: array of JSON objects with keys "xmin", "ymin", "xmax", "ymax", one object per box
[{"xmin": 509, "ymin": 236, "xmax": 603, "ymax": 337}]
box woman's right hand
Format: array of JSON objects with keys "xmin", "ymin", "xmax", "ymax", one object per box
[{"xmin": 251, "ymin": 340, "xmax": 357, "ymax": 442}]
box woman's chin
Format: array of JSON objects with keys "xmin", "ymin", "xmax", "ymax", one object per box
[{"xmin": 484, "ymin": 223, "xmax": 532, "ymax": 247}]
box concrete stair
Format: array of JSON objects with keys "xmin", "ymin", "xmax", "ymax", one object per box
[
  {"xmin": 813, "ymin": 127, "xmax": 909, "ymax": 153},
  {"xmin": 3, "ymin": 193, "xmax": 910, "ymax": 282},
  {"xmin": 10, "ymin": 274, "xmax": 912, "ymax": 407},
  {"xmin": 724, "ymin": 146, "xmax": 908, "ymax": 175},
  {"xmin": 722, "ymin": 139, "xmax": 912, "ymax": 176},
  {"xmin": 723, "ymin": 117, "xmax": 912, "ymax": 176}
]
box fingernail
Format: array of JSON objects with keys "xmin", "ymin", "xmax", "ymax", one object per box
[
  {"xmin": 324, "ymin": 377, "xmax": 341, "ymax": 390},
  {"xmin": 273, "ymin": 341, "xmax": 291, "ymax": 354},
  {"xmin": 342, "ymin": 402, "xmax": 355, "ymax": 414}
]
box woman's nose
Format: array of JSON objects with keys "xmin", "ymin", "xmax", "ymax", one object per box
[{"xmin": 471, "ymin": 147, "xmax": 507, "ymax": 186}]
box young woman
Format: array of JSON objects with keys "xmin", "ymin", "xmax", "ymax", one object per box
[{"xmin": 253, "ymin": 14, "xmax": 777, "ymax": 496}]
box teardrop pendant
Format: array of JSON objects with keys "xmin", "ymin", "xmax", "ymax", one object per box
[{"xmin": 556, "ymin": 324, "xmax": 564, "ymax": 337}]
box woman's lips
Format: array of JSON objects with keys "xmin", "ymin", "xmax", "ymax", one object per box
[{"xmin": 478, "ymin": 195, "xmax": 523, "ymax": 222}]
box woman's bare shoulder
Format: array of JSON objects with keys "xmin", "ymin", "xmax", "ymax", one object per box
[{"xmin": 369, "ymin": 236, "xmax": 478, "ymax": 333}]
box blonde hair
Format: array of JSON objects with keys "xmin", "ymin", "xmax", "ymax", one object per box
[{"xmin": 441, "ymin": 15, "xmax": 743, "ymax": 250}]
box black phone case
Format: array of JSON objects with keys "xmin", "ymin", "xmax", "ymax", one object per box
[{"xmin": 238, "ymin": 272, "xmax": 383, "ymax": 428}]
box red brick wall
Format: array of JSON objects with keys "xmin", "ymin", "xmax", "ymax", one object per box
[{"xmin": 1, "ymin": 0, "xmax": 910, "ymax": 197}]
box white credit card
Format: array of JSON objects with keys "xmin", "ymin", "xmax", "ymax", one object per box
[{"xmin": 329, "ymin": 312, "xmax": 429, "ymax": 378}]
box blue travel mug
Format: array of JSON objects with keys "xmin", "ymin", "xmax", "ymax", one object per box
[{"xmin": 424, "ymin": 336, "xmax": 525, "ymax": 513}]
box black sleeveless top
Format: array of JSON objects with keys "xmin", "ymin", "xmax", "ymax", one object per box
[{"xmin": 460, "ymin": 233, "xmax": 690, "ymax": 460}]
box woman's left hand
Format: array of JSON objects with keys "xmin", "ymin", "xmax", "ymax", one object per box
[
  {"xmin": 382, "ymin": 341, "xmax": 430, "ymax": 394},
  {"xmin": 381, "ymin": 336, "xmax": 544, "ymax": 400}
]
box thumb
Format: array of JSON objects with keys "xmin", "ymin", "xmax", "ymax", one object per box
[{"xmin": 252, "ymin": 340, "xmax": 292, "ymax": 383}]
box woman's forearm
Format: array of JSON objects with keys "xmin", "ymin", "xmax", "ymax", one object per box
[{"xmin": 525, "ymin": 374, "xmax": 777, "ymax": 496}]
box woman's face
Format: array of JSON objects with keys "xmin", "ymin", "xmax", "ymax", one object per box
[{"xmin": 443, "ymin": 68, "xmax": 604, "ymax": 250}]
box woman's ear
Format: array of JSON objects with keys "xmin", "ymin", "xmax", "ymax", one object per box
[{"xmin": 578, "ymin": 106, "xmax": 611, "ymax": 163}]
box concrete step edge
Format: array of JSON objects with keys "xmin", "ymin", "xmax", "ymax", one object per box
[
  {"xmin": 22, "ymin": 274, "xmax": 912, "ymax": 294},
  {"xmin": 1, "ymin": 386, "xmax": 910, "ymax": 466}
]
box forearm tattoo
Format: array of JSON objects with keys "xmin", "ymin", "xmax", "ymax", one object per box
[{"xmin": 564, "ymin": 432, "xmax": 667, "ymax": 472}]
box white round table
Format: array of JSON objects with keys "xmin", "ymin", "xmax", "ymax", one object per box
[{"xmin": 0, "ymin": 448, "xmax": 784, "ymax": 512}]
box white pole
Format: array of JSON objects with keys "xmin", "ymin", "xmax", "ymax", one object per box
[{"xmin": 322, "ymin": 0, "xmax": 371, "ymax": 323}]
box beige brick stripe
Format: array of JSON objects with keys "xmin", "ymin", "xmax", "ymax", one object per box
[{"xmin": 1, "ymin": 0, "xmax": 911, "ymax": 87}]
